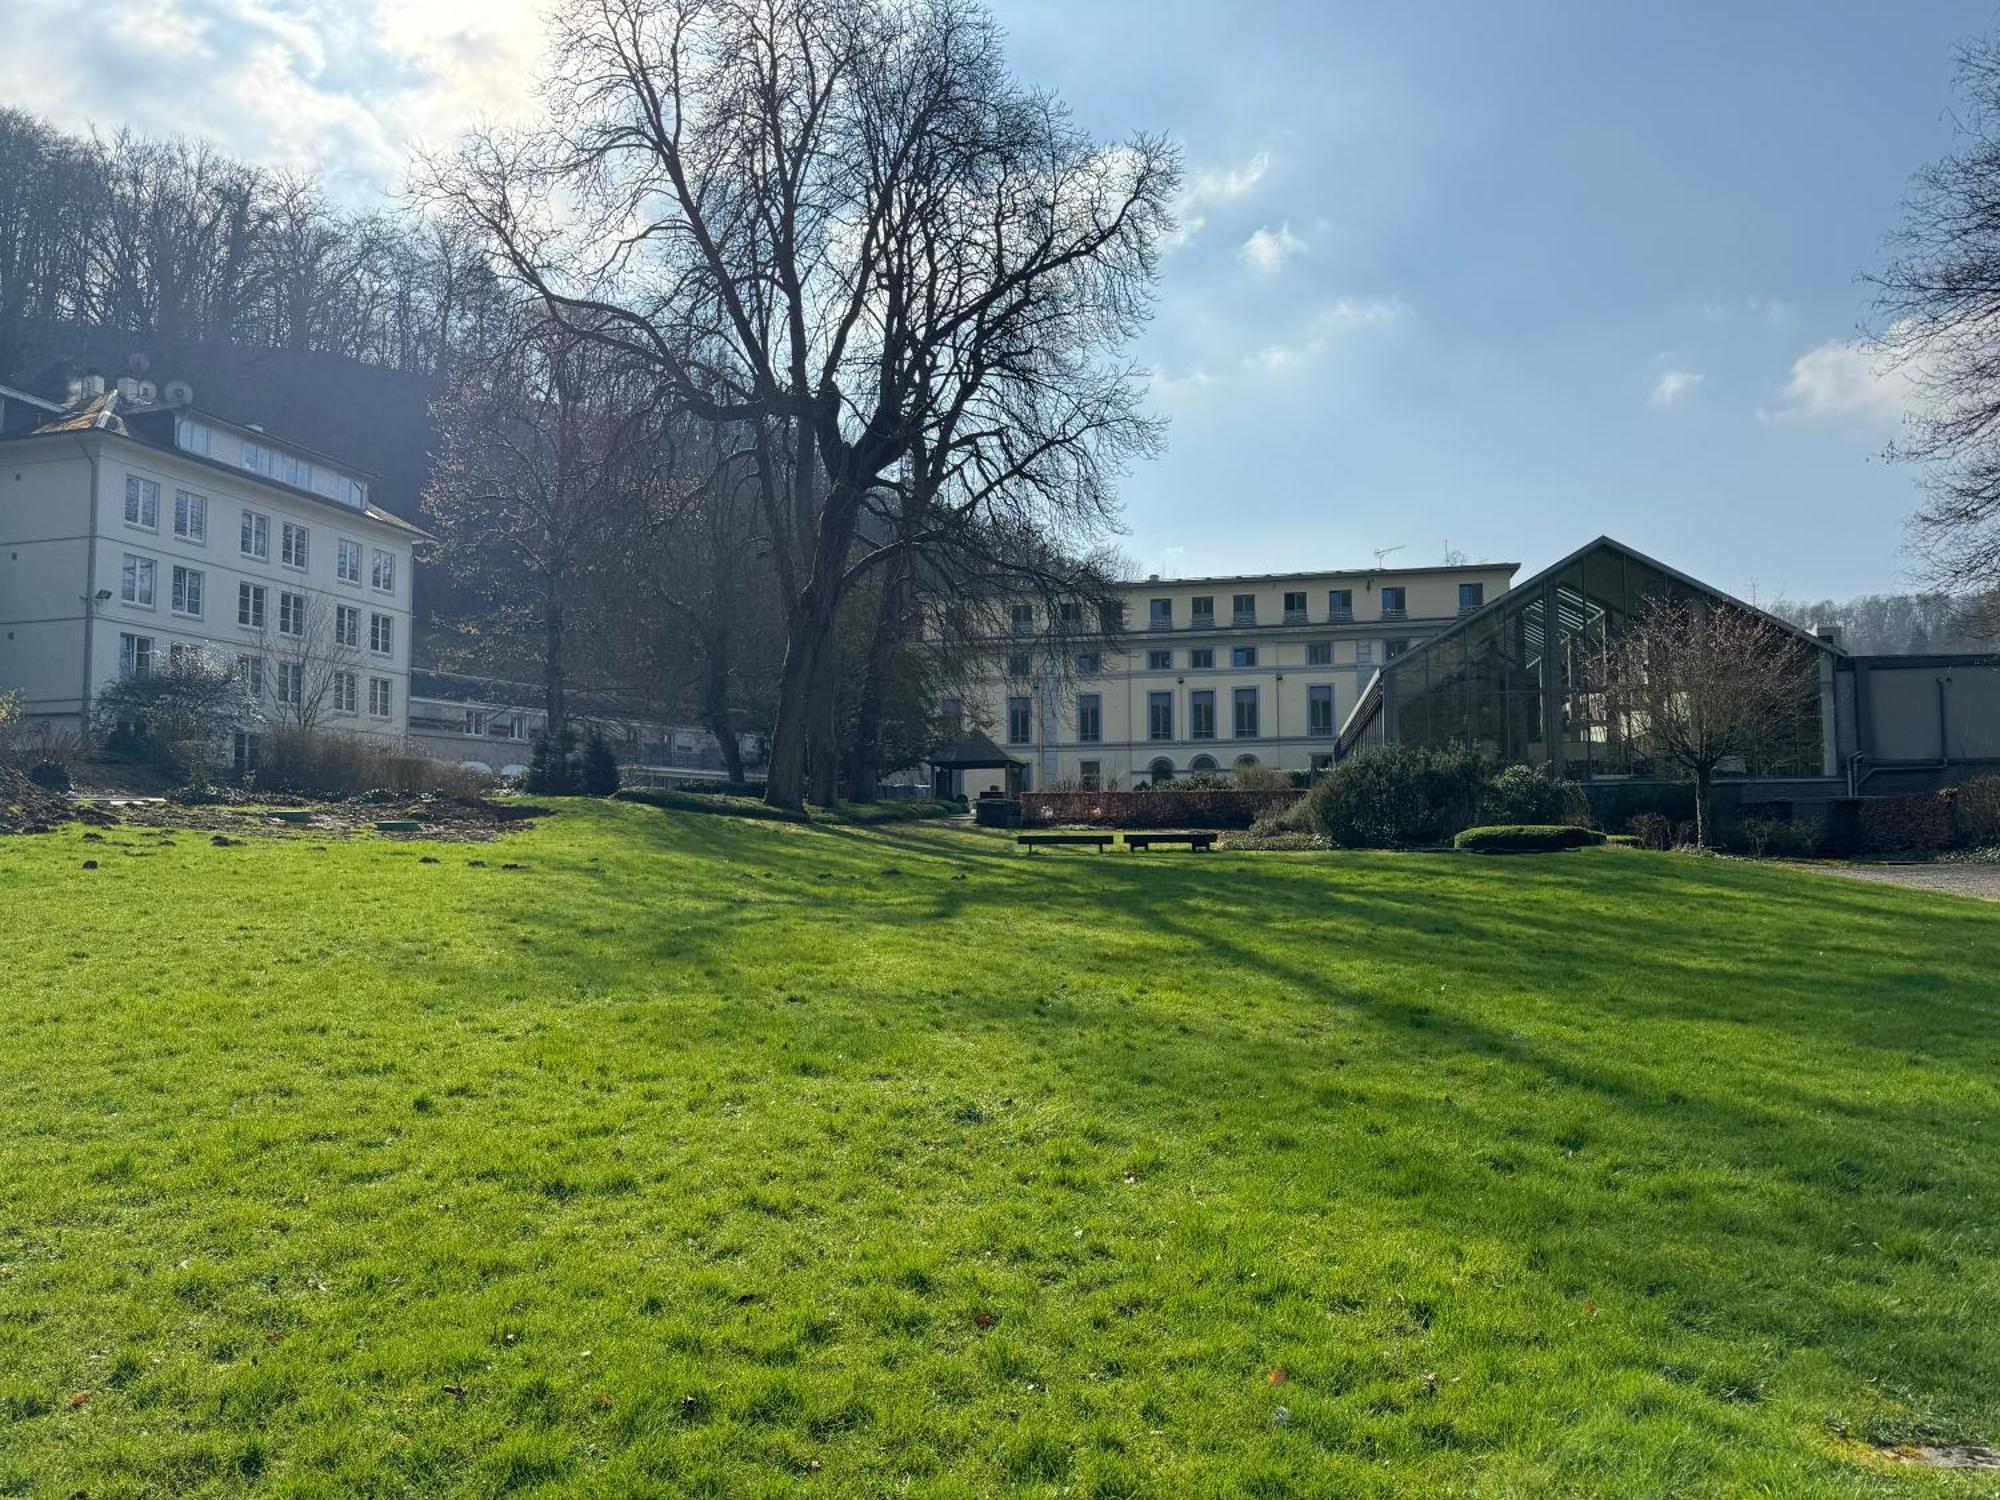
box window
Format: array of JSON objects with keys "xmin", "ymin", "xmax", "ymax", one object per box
[
  {"xmin": 1386, "ymin": 638, "xmax": 1410, "ymax": 660},
  {"xmin": 1007, "ymin": 695, "xmax": 1032, "ymax": 744},
  {"xmin": 1328, "ymin": 588, "xmax": 1353, "ymax": 620},
  {"xmin": 1077, "ymin": 693, "xmax": 1102, "ymax": 743},
  {"xmin": 167, "ymin": 641, "xmax": 198, "ymax": 669},
  {"xmin": 1148, "ymin": 690, "xmax": 1173, "ymax": 741},
  {"xmin": 371, "ymin": 549, "xmax": 396, "ymax": 594},
  {"xmin": 332, "ymin": 670, "xmax": 359, "ymax": 714},
  {"xmin": 1190, "ymin": 647, "xmax": 1214, "ymax": 669},
  {"xmin": 118, "ymin": 632, "xmax": 153, "ymax": 677},
  {"xmin": 940, "ymin": 697, "xmax": 964, "ymax": 733},
  {"xmin": 1230, "ymin": 645, "xmax": 1258, "ymax": 668},
  {"xmin": 1191, "ymin": 595, "xmax": 1215, "ymax": 624},
  {"xmin": 1007, "ymin": 652, "xmax": 1031, "ymax": 677},
  {"xmin": 368, "ymin": 676, "xmax": 392, "ymax": 717},
  {"xmin": 1190, "ymin": 689, "xmax": 1216, "ymax": 739},
  {"xmin": 1149, "ymin": 597, "xmax": 1173, "ymax": 629},
  {"xmin": 240, "ymin": 510, "xmax": 269, "ymax": 560},
  {"xmin": 123, "ymin": 476, "xmax": 159, "ymax": 529},
  {"xmin": 173, "ymin": 490, "xmax": 206, "ymax": 542},
  {"xmin": 1059, "ymin": 601, "xmax": 1083, "ymax": 627},
  {"xmin": 170, "ymin": 565, "xmax": 203, "ymax": 618},
  {"xmin": 1190, "ymin": 754, "xmax": 1218, "ymax": 773},
  {"xmin": 1147, "ymin": 649, "xmax": 1172, "ymax": 671},
  {"xmin": 242, "ymin": 439, "xmax": 275, "ymax": 476},
  {"xmin": 1308, "ymin": 684, "xmax": 1336, "ymax": 736},
  {"xmin": 231, "ymin": 730, "xmax": 261, "ymax": 777},
  {"xmin": 236, "ymin": 654, "xmax": 263, "ymax": 698},
  {"xmin": 1283, "ymin": 590, "xmax": 1307, "ymax": 621},
  {"xmin": 1380, "ymin": 585, "xmax": 1407, "ymax": 619},
  {"xmin": 1077, "ymin": 651, "xmax": 1100, "ymax": 674},
  {"xmin": 1233, "ymin": 686, "xmax": 1259, "ymax": 738},
  {"xmin": 1079, "ymin": 760, "xmax": 1102, "ymax": 791},
  {"xmin": 120, "ymin": 553, "xmax": 155, "ymax": 606},
  {"xmin": 334, "ymin": 605, "xmax": 360, "ymax": 648},
  {"xmin": 1459, "ymin": 581, "xmax": 1485, "ymax": 614},
  {"xmin": 1098, "ymin": 602, "xmax": 1124, "ymax": 634},
  {"xmin": 1232, "ymin": 592, "xmax": 1257, "ymax": 625},
  {"xmin": 1148, "ymin": 758, "xmax": 1175, "ymax": 784},
  {"xmin": 1009, "ymin": 602, "xmax": 1033, "ymax": 634},
  {"xmin": 463, "ymin": 709, "xmax": 487, "ymax": 735},
  {"xmin": 369, "ymin": 613, "xmax": 393, "ymax": 655},
  {"xmin": 237, "ymin": 583, "xmax": 266, "ymax": 629},
  {"xmin": 339, "ymin": 477, "xmax": 368, "ymax": 508},
  {"xmin": 1307, "ymin": 640, "xmax": 1333, "ymax": 666},
  {"xmin": 278, "ymin": 590, "xmax": 306, "ymax": 637},
  {"xmin": 336, "ymin": 539, "xmax": 363, "ymax": 584},
  {"xmin": 276, "ymin": 662, "xmax": 304, "ymax": 707},
  {"xmin": 177, "ymin": 419, "xmax": 211, "ymax": 456},
  {"xmin": 280, "ymin": 453, "xmax": 313, "ymax": 490},
  {"xmin": 281, "ymin": 522, "xmax": 309, "ymax": 570}
]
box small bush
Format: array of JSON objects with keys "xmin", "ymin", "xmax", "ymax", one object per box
[
  {"xmin": 973, "ymin": 798, "xmax": 1021, "ymax": 827},
  {"xmin": 1249, "ymin": 794, "xmax": 1317, "ymax": 838},
  {"xmin": 26, "ymin": 761, "xmax": 70, "ymax": 793},
  {"xmin": 1306, "ymin": 746, "xmax": 1484, "ymax": 848},
  {"xmin": 525, "ymin": 727, "xmax": 578, "ymax": 795},
  {"xmin": 1735, "ymin": 815, "xmax": 1817, "ymax": 859},
  {"xmin": 1454, "ymin": 824, "xmax": 1607, "ymax": 853},
  {"xmin": 256, "ymin": 729, "xmax": 493, "ymax": 799},
  {"xmin": 1956, "ymin": 774, "xmax": 2000, "ymax": 845},
  {"xmin": 1628, "ymin": 812, "xmax": 1673, "ymax": 851},
  {"xmin": 1482, "ymin": 764, "xmax": 1589, "ymax": 826},
  {"xmin": 1232, "ymin": 764, "xmax": 1295, "ymax": 792},
  {"xmin": 579, "ymin": 728, "xmax": 621, "ymax": 796}
]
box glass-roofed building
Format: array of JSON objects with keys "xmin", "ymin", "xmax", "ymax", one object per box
[{"xmin": 1335, "ymin": 536, "xmax": 1845, "ymax": 788}]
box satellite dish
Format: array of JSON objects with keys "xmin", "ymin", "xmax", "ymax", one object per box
[
  {"xmin": 136, "ymin": 380, "xmax": 157, "ymax": 404},
  {"xmin": 162, "ymin": 379, "xmax": 195, "ymax": 409}
]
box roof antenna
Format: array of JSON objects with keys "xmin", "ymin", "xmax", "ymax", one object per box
[{"xmin": 1372, "ymin": 544, "xmax": 1405, "ymax": 571}]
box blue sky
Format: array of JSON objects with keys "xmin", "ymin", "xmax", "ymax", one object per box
[{"xmin": 4, "ymin": 0, "xmax": 1991, "ymax": 597}]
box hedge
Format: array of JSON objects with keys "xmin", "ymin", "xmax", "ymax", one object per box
[
  {"xmin": 1453, "ymin": 824, "xmax": 1607, "ymax": 854},
  {"xmin": 1020, "ymin": 788, "xmax": 1303, "ymax": 829}
]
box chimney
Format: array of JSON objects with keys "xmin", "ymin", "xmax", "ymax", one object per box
[
  {"xmin": 83, "ymin": 373, "xmax": 105, "ymax": 398},
  {"xmin": 1810, "ymin": 624, "xmax": 1842, "ymax": 646},
  {"xmin": 116, "ymin": 376, "xmax": 140, "ymax": 402}
]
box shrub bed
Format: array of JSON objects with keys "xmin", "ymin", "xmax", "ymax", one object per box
[
  {"xmin": 1020, "ymin": 788, "xmax": 1302, "ymax": 829},
  {"xmin": 617, "ymin": 788, "xmax": 805, "ymax": 822},
  {"xmin": 1454, "ymin": 824, "xmax": 1607, "ymax": 853},
  {"xmin": 256, "ymin": 729, "xmax": 493, "ymax": 800},
  {"xmin": 1306, "ymin": 746, "xmax": 1485, "ymax": 848}
]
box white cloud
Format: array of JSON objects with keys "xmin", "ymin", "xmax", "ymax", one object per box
[
  {"xmin": 1168, "ymin": 149, "xmax": 1273, "ymax": 248},
  {"xmin": 1649, "ymin": 369, "xmax": 1702, "ymax": 408},
  {"xmin": 1763, "ymin": 338, "xmax": 1918, "ymax": 426},
  {"xmin": 0, "ymin": 0, "xmax": 547, "ymax": 202},
  {"xmin": 1243, "ymin": 296, "xmax": 1407, "ymax": 376},
  {"xmin": 1239, "ymin": 223, "xmax": 1307, "ymax": 276}
]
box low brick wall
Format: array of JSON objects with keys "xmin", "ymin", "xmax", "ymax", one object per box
[{"xmin": 1020, "ymin": 788, "xmax": 1303, "ymax": 829}]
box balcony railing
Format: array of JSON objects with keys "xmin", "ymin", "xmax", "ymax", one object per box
[
  {"xmin": 1231, "ymin": 610, "xmax": 1258, "ymax": 627},
  {"xmin": 1380, "ymin": 606, "xmax": 1407, "ymax": 621},
  {"xmin": 1328, "ymin": 610, "xmax": 1353, "ymax": 624},
  {"xmin": 1148, "ymin": 616, "xmax": 1173, "ymax": 631},
  {"xmin": 1190, "ymin": 612, "xmax": 1215, "ymax": 630},
  {"xmin": 1282, "ymin": 608, "xmax": 1308, "ymax": 625}
]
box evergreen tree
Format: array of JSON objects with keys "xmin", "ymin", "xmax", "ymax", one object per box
[{"xmin": 579, "ymin": 727, "xmax": 620, "ymax": 796}]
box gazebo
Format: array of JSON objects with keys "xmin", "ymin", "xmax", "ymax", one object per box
[{"xmin": 928, "ymin": 729, "xmax": 1026, "ymax": 798}]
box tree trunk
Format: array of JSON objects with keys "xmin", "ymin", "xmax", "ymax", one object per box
[
  {"xmin": 842, "ymin": 577, "xmax": 905, "ymax": 802},
  {"xmin": 763, "ymin": 481, "xmax": 862, "ymax": 811},
  {"xmin": 543, "ymin": 579, "xmax": 567, "ymax": 744},
  {"xmin": 807, "ymin": 647, "xmax": 840, "ymax": 807},
  {"xmin": 1693, "ymin": 767, "xmax": 1712, "ymax": 849},
  {"xmin": 699, "ymin": 631, "xmax": 744, "ymax": 784}
]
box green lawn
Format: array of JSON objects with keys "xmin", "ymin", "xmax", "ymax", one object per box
[{"xmin": 3, "ymin": 803, "xmax": 1998, "ymax": 1497}]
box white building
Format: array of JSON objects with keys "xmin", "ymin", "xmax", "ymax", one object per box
[
  {"xmin": 944, "ymin": 559, "xmax": 1519, "ymax": 795},
  {"xmin": 0, "ymin": 379, "xmax": 424, "ymax": 768}
]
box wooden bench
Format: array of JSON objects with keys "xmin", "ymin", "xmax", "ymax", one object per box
[
  {"xmin": 1016, "ymin": 832, "xmax": 1116, "ymax": 854},
  {"xmin": 1123, "ymin": 831, "xmax": 1217, "ymax": 853}
]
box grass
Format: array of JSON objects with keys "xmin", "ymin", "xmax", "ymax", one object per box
[{"xmin": 2, "ymin": 802, "xmax": 1998, "ymax": 1497}]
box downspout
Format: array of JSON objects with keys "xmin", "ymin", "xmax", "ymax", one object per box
[{"xmin": 74, "ymin": 434, "xmax": 102, "ymax": 730}]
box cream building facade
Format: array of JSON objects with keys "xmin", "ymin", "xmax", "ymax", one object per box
[
  {"xmin": 0, "ymin": 381, "xmax": 423, "ymax": 768},
  {"xmin": 945, "ymin": 560, "xmax": 1518, "ymax": 795}
]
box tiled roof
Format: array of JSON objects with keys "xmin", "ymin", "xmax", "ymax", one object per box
[{"xmin": 29, "ymin": 391, "xmax": 126, "ymax": 435}]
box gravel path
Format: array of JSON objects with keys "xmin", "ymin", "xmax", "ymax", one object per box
[{"xmin": 1783, "ymin": 859, "xmax": 2000, "ymax": 902}]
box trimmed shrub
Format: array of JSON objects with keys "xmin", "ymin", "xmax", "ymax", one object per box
[
  {"xmin": 616, "ymin": 788, "xmax": 805, "ymax": 822},
  {"xmin": 1482, "ymin": 764, "xmax": 1589, "ymax": 826},
  {"xmin": 827, "ymin": 799, "xmax": 960, "ymax": 824},
  {"xmin": 1825, "ymin": 792, "xmax": 1958, "ymax": 855},
  {"xmin": 579, "ymin": 729, "xmax": 621, "ymax": 796},
  {"xmin": 1583, "ymin": 780, "xmax": 1697, "ymax": 835},
  {"xmin": 1020, "ymin": 788, "xmax": 1302, "ymax": 830},
  {"xmin": 1305, "ymin": 746, "xmax": 1484, "ymax": 848},
  {"xmin": 1454, "ymin": 824, "xmax": 1606, "ymax": 853},
  {"xmin": 974, "ymin": 798, "xmax": 1022, "ymax": 828},
  {"xmin": 1957, "ymin": 774, "xmax": 2000, "ymax": 845}
]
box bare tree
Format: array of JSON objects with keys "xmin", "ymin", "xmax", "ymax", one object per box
[
  {"xmin": 1872, "ymin": 32, "xmax": 2000, "ymax": 593},
  {"xmin": 416, "ymin": 0, "xmax": 1176, "ymax": 809},
  {"xmin": 1606, "ymin": 598, "xmax": 1816, "ymax": 847},
  {"xmin": 261, "ymin": 593, "xmax": 364, "ymax": 730}
]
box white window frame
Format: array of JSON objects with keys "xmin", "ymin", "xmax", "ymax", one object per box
[
  {"xmin": 170, "ymin": 564, "xmax": 204, "ymax": 619},
  {"xmin": 336, "ymin": 538, "xmax": 363, "ymax": 585},
  {"xmin": 333, "ymin": 670, "xmax": 358, "ymax": 715},
  {"xmin": 240, "ymin": 510, "xmax": 269, "ymax": 561},
  {"xmin": 369, "ymin": 612, "xmax": 393, "ymax": 656},
  {"xmin": 237, "ymin": 582, "xmax": 266, "ymax": 630},
  {"xmin": 123, "ymin": 475, "xmax": 159, "ymax": 530},
  {"xmin": 281, "ymin": 521, "xmax": 310, "ymax": 571},
  {"xmin": 236, "ymin": 653, "xmax": 264, "ymax": 699},
  {"xmin": 278, "ymin": 590, "xmax": 306, "ymax": 638},
  {"xmin": 173, "ymin": 489, "xmax": 207, "ymax": 543},
  {"xmin": 370, "ymin": 548, "xmax": 396, "ymax": 594},
  {"xmin": 334, "ymin": 605, "xmax": 360, "ymax": 649},
  {"xmin": 368, "ymin": 676, "xmax": 393, "ymax": 719},
  {"xmin": 275, "ymin": 661, "xmax": 304, "ymax": 707},
  {"xmin": 120, "ymin": 553, "xmax": 155, "ymax": 607},
  {"xmin": 118, "ymin": 632, "xmax": 154, "ymax": 678}
]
